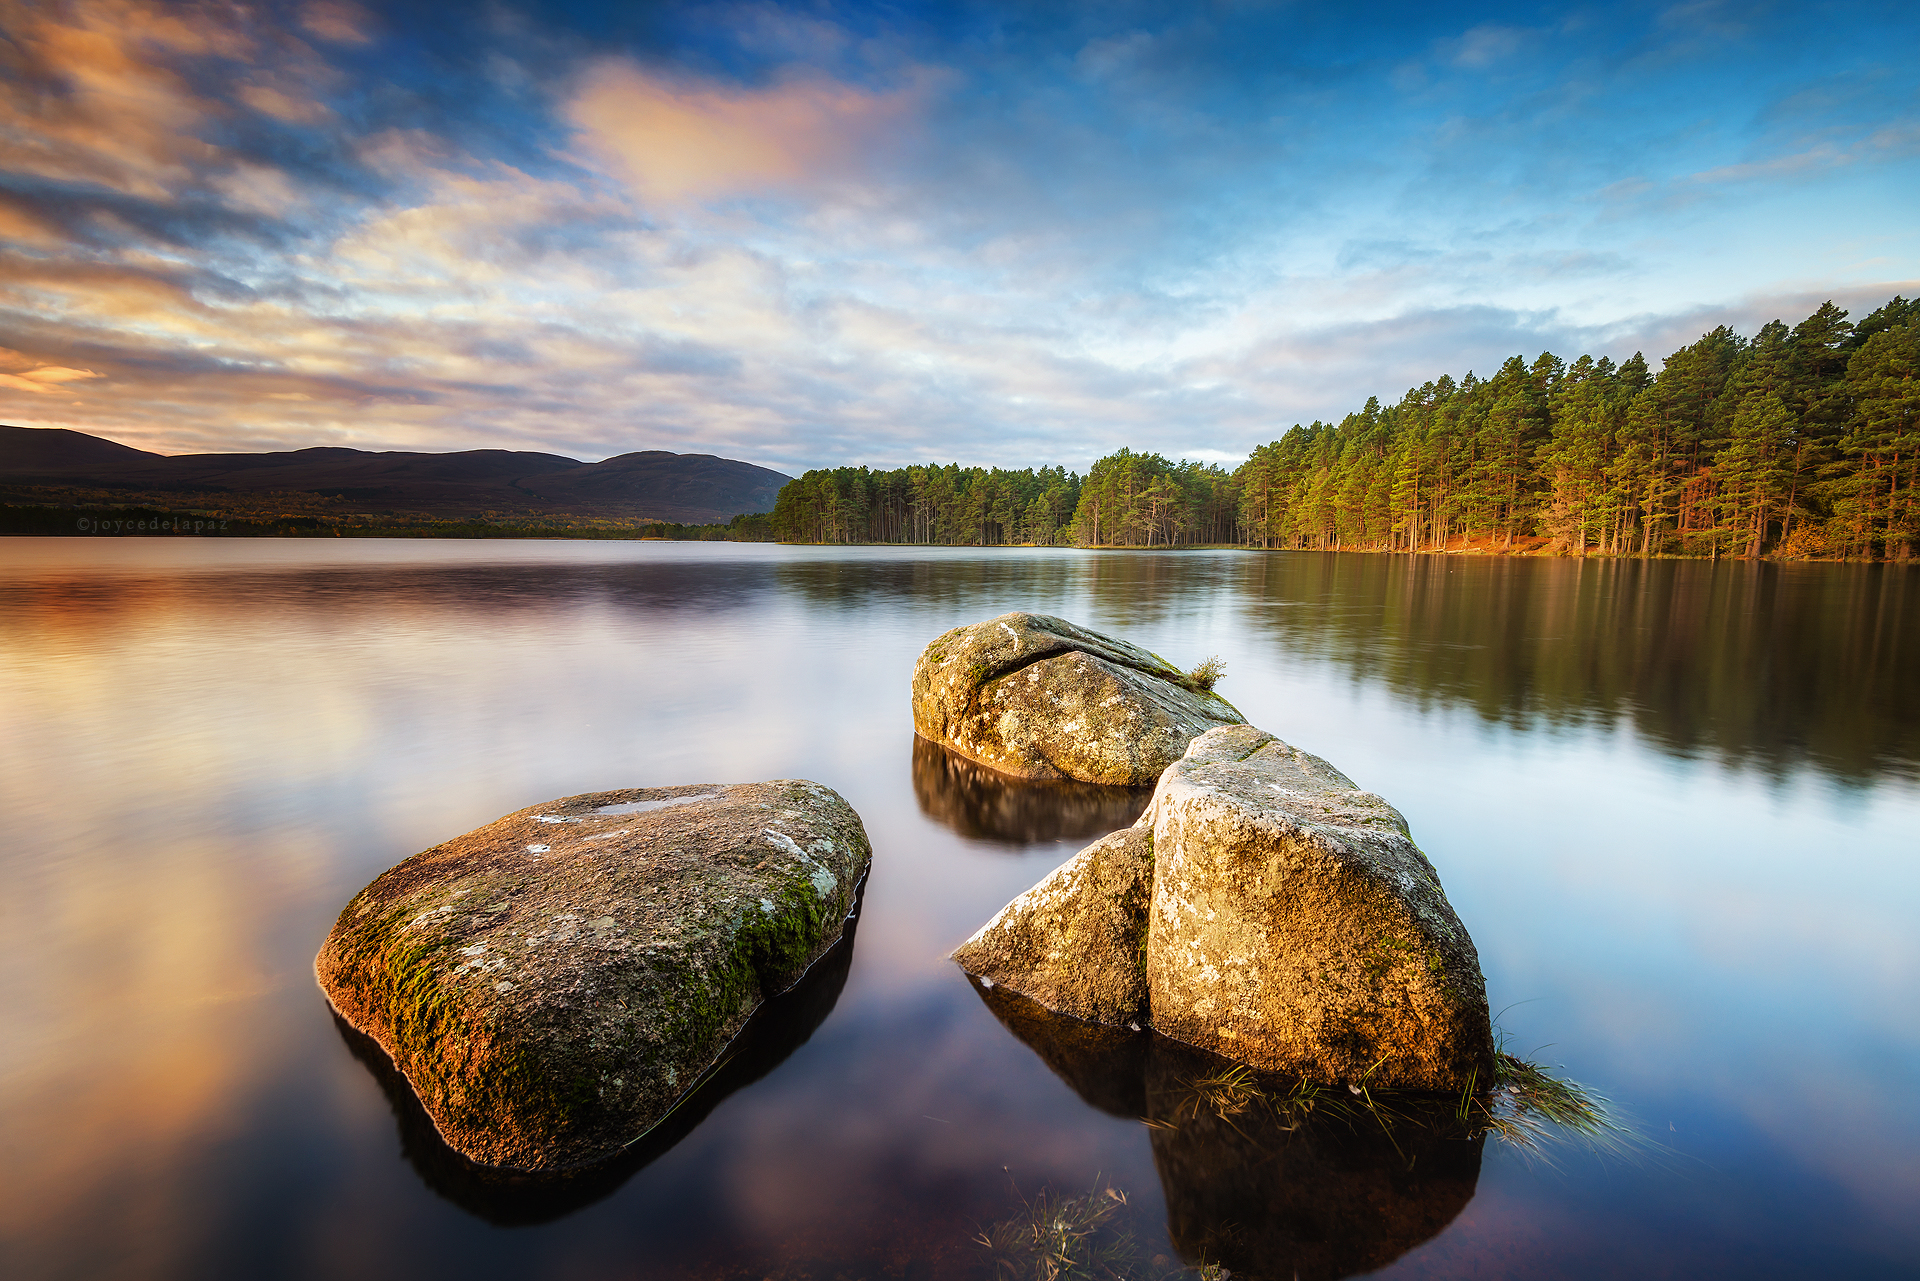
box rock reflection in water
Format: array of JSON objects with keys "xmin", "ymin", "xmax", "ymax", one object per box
[
  {"xmin": 336, "ymin": 907, "xmax": 860, "ymax": 1226},
  {"xmin": 911, "ymin": 735, "xmax": 1153, "ymax": 846},
  {"xmin": 971, "ymin": 978, "xmax": 1483, "ymax": 1281}
]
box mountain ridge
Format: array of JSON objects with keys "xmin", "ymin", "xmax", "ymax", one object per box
[{"xmin": 0, "ymin": 426, "xmax": 791, "ymax": 525}]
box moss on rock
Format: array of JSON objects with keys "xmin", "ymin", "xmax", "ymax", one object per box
[
  {"xmin": 911, "ymin": 612, "xmax": 1244, "ymax": 784},
  {"xmin": 315, "ymin": 780, "xmax": 871, "ymax": 1172},
  {"xmin": 952, "ymin": 726, "xmax": 1493, "ymax": 1093}
]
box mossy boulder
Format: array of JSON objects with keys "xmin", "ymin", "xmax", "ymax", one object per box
[
  {"xmin": 953, "ymin": 726, "xmax": 1492, "ymax": 1092},
  {"xmin": 315, "ymin": 780, "xmax": 870, "ymax": 1172},
  {"xmin": 911, "ymin": 612, "xmax": 1244, "ymax": 784},
  {"xmin": 950, "ymin": 822, "xmax": 1154, "ymax": 1025}
]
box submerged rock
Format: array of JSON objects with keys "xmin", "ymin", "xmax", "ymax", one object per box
[
  {"xmin": 316, "ymin": 781, "xmax": 870, "ymax": 1172},
  {"xmin": 951, "ymin": 822, "xmax": 1154, "ymax": 1025},
  {"xmin": 910, "ymin": 612, "xmax": 1244, "ymax": 785},
  {"xmin": 954, "ymin": 726, "xmax": 1492, "ymax": 1092}
]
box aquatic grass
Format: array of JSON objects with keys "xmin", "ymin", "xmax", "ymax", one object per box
[
  {"xmin": 1177, "ymin": 1063, "xmax": 1259, "ymax": 1121},
  {"xmin": 1148, "ymin": 1035, "xmax": 1634, "ymax": 1165},
  {"xmin": 974, "ymin": 1178, "xmax": 1225, "ymax": 1281},
  {"xmin": 1478, "ymin": 1048, "xmax": 1636, "ymax": 1160}
]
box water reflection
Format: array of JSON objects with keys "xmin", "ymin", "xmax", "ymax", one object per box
[
  {"xmin": 4, "ymin": 541, "xmax": 1916, "ymax": 1280},
  {"xmin": 911, "ymin": 736, "xmax": 1153, "ymax": 846},
  {"xmin": 973, "ymin": 979, "xmax": 1484, "ymax": 1281},
  {"xmin": 1222, "ymin": 555, "xmax": 1919, "ymax": 785},
  {"xmin": 11, "ymin": 546, "xmax": 1908, "ymax": 785},
  {"xmin": 340, "ymin": 908, "xmax": 860, "ymax": 1226}
]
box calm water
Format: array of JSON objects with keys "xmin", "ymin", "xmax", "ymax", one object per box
[{"xmin": 2, "ymin": 540, "xmax": 1916, "ymax": 1280}]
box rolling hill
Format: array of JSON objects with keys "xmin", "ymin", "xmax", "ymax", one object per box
[{"xmin": 0, "ymin": 426, "xmax": 791, "ymax": 525}]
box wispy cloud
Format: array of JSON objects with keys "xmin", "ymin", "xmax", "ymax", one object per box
[
  {"xmin": 0, "ymin": 1, "xmax": 1915, "ymax": 471},
  {"xmin": 566, "ymin": 59, "xmax": 926, "ymax": 203}
]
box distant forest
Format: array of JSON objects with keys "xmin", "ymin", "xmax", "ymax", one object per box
[{"xmin": 770, "ymin": 295, "xmax": 1919, "ymax": 558}]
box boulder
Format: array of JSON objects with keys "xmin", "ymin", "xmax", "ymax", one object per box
[
  {"xmin": 911, "ymin": 612, "xmax": 1244, "ymax": 785},
  {"xmin": 332, "ymin": 911, "xmax": 859, "ymax": 1224},
  {"xmin": 316, "ymin": 780, "xmax": 870, "ymax": 1172},
  {"xmin": 953, "ymin": 726, "xmax": 1493, "ymax": 1092},
  {"xmin": 951, "ymin": 822, "xmax": 1154, "ymax": 1026}
]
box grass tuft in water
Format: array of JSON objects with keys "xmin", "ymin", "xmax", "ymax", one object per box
[
  {"xmin": 975, "ymin": 1179, "xmax": 1226, "ymax": 1281},
  {"xmin": 1478, "ymin": 1048, "xmax": 1634, "ymax": 1158},
  {"xmin": 1151, "ymin": 1037, "xmax": 1632, "ymax": 1163},
  {"xmin": 1178, "ymin": 1064, "xmax": 1259, "ymax": 1121}
]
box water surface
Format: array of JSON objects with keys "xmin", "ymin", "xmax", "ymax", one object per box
[{"xmin": 2, "ymin": 541, "xmax": 1915, "ymax": 1279}]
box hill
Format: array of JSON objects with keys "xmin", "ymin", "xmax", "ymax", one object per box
[{"xmin": 0, "ymin": 426, "xmax": 791, "ymax": 525}]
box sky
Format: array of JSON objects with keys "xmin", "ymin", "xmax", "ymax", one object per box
[{"xmin": 1, "ymin": 0, "xmax": 1917, "ymax": 475}]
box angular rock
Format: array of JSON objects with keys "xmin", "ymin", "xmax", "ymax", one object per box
[
  {"xmin": 911, "ymin": 612, "xmax": 1245, "ymax": 785},
  {"xmin": 316, "ymin": 780, "xmax": 870, "ymax": 1172},
  {"xmin": 952, "ymin": 725, "xmax": 1493, "ymax": 1092},
  {"xmin": 950, "ymin": 822, "xmax": 1154, "ymax": 1026},
  {"xmin": 1147, "ymin": 726, "xmax": 1491, "ymax": 1090}
]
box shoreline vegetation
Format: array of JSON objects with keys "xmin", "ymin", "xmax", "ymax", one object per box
[
  {"xmin": 0, "ymin": 502, "xmax": 774, "ymax": 542},
  {"xmin": 7, "ymin": 296, "xmax": 1913, "ymax": 560},
  {"xmin": 770, "ymin": 295, "xmax": 1918, "ymax": 561}
]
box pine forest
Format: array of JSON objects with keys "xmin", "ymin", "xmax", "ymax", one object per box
[{"xmin": 768, "ymin": 296, "xmax": 1920, "ymax": 559}]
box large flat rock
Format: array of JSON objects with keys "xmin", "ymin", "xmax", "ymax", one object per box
[
  {"xmin": 911, "ymin": 612, "xmax": 1244, "ymax": 784},
  {"xmin": 316, "ymin": 781, "xmax": 870, "ymax": 1172}
]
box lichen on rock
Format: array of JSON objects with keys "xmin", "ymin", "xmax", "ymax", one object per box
[
  {"xmin": 952, "ymin": 725, "xmax": 1493, "ymax": 1092},
  {"xmin": 950, "ymin": 821, "xmax": 1154, "ymax": 1025},
  {"xmin": 315, "ymin": 780, "xmax": 871, "ymax": 1172},
  {"xmin": 1146, "ymin": 726, "xmax": 1492, "ymax": 1091},
  {"xmin": 911, "ymin": 612, "xmax": 1245, "ymax": 785}
]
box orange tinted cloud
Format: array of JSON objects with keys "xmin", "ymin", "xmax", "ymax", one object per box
[
  {"xmin": 0, "ymin": 0, "xmax": 248, "ymax": 197},
  {"xmin": 0, "ymin": 365, "xmax": 100, "ymax": 393},
  {"xmin": 567, "ymin": 60, "xmax": 921, "ymax": 203}
]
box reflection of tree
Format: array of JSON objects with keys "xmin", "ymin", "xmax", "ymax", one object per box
[
  {"xmin": 1227, "ymin": 552, "xmax": 1918, "ymax": 785},
  {"xmin": 971, "ymin": 979, "xmax": 1483, "ymax": 1281},
  {"xmin": 335, "ymin": 897, "xmax": 861, "ymax": 1226},
  {"xmin": 912, "ymin": 736, "xmax": 1152, "ymax": 847},
  {"xmin": 52, "ymin": 548, "xmax": 1908, "ymax": 787}
]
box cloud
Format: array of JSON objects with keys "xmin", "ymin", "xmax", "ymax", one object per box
[
  {"xmin": 300, "ymin": 0, "xmax": 373, "ymax": 46},
  {"xmin": 1438, "ymin": 23, "xmax": 1534, "ymax": 70},
  {"xmin": 0, "ymin": 365, "xmax": 100, "ymax": 393},
  {"xmin": 565, "ymin": 60, "xmax": 923, "ymax": 204},
  {"xmin": 0, "ymin": 1, "xmax": 1914, "ymax": 476}
]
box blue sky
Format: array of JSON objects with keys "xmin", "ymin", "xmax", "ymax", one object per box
[{"xmin": 1, "ymin": 0, "xmax": 1916, "ymax": 473}]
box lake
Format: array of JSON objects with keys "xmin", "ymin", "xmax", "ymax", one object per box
[{"xmin": 2, "ymin": 540, "xmax": 1915, "ymax": 1280}]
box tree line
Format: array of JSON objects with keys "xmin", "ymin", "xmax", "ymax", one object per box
[{"xmin": 768, "ymin": 295, "xmax": 1918, "ymax": 558}]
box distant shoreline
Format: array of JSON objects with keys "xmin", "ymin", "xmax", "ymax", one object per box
[
  {"xmin": 6, "ymin": 503, "xmax": 1907, "ymax": 563},
  {"xmin": 0, "ymin": 502, "xmax": 770, "ymax": 543}
]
